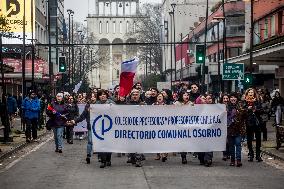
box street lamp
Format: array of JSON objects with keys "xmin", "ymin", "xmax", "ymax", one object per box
[
  {"xmin": 170, "ymin": 3, "xmax": 177, "ymax": 82},
  {"xmin": 169, "ymin": 11, "xmax": 173, "ymax": 89},
  {"xmin": 67, "ymin": 9, "xmax": 74, "ymax": 87}
]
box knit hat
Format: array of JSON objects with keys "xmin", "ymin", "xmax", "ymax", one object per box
[{"xmin": 56, "ymin": 93, "xmax": 64, "ymax": 98}]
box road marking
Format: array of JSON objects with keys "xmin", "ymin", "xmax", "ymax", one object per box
[{"xmin": 2, "ymin": 136, "xmax": 53, "ymax": 172}]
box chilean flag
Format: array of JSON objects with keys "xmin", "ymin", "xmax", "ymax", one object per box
[{"xmin": 119, "ymin": 58, "xmax": 139, "ymax": 97}]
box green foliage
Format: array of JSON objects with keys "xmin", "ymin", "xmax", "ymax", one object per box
[{"xmin": 142, "ymin": 74, "xmax": 165, "ymax": 89}]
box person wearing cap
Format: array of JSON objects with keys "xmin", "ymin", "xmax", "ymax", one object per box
[
  {"xmin": 46, "ymin": 93, "xmax": 68, "ymax": 153},
  {"xmin": 22, "ymin": 90, "xmax": 40, "ymax": 142}
]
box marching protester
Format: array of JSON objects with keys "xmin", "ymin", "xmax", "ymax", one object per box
[
  {"xmin": 153, "ymin": 93, "xmax": 168, "ymax": 162},
  {"xmin": 174, "ymin": 91, "xmax": 194, "ymax": 164},
  {"xmin": 22, "ymin": 90, "xmax": 41, "ymax": 142},
  {"xmin": 65, "ymin": 95, "xmax": 79, "ymax": 144},
  {"xmin": 127, "ymin": 89, "xmax": 146, "ymax": 167},
  {"xmin": 46, "ymin": 93, "xmax": 68, "ymax": 153},
  {"xmin": 271, "ymin": 91, "xmax": 284, "ymax": 126},
  {"xmin": 69, "ymin": 92, "xmax": 97, "ymax": 164},
  {"xmin": 258, "ymin": 89, "xmax": 270, "ymax": 141},
  {"xmin": 227, "ymin": 93, "xmax": 246, "ymax": 167},
  {"xmin": 161, "ymin": 89, "xmax": 173, "ymax": 105},
  {"xmin": 220, "ymin": 94, "xmax": 230, "ymax": 161},
  {"xmin": 95, "ymin": 89, "xmax": 115, "ymax": 168},
  {"xmin": 196, "ymin": 94, "xmax": 213, "ymax": 167},
  {"xmin": 189, "ymin": 84, "xmax": 200, "ymax": 102},
  {"xmin": 7, "ymin": 93, "xmax": 17, "ymax": 128},
  {"xmin": 243, "ymin": 88, "xmax": 263, "ymax": 162}
]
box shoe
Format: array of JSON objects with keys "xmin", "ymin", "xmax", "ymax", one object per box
[
  {"xmin": 26, "ymin": 139, "xmax": 31, "ymax": 143},
  {"xmin": 236, "ymin": 160, "xmax": 242, "ymax": 167},
  {"xmin": 162, "ymin": 157, "xmax": 167, "ymax": 162},
  {"xmin": 155, "ymin": 155, "xmax": 161, "ymax": 160},
  {"xmin": 248, "ymin": 157, "xmax": 253, "ymax": 162},
  {"xmin": 230, "ymin": 161, "xmax": 235, "ymax": 166},
  {"xmin": 222, "ymin": 157, "xmax": 227, "ymax": 161},
  {"xmin": 182, "ymin": 158, "xmax": 187, "ymax": 164},
  {"xmin": 135, "ymin": 161, "xmax": 142, "ymax": 167},
  {"xmin": 204, "ymin": 160, "xmax": 212, "ymax": 167},
  {"xmin": 86, "ymin": 157, "xmax": 90, "ymax": 164},
  {"xmin": 256, "ymin": 157, "xmax": 263, "ymax": 162},
  {"xmin": 100, "ymin": 162, "xmax": 106, "ymax": 168},
  {"xmin": 55, "ymin": 149, "xmax": 59, "ymax": 153},
  {"xmin": 58, "ymin": 149, "xmax": 62, "ymax": 153},
  {"xmin": 106, "ymin": 161, "xmax": 111, "ymax": 166}
]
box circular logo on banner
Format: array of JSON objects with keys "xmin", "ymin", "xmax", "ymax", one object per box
[{"xmin": 92, "ymin": 115, "xmax": 113, "ymax": 140}]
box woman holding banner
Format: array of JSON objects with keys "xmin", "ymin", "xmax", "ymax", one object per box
[
  {"xmin": 196, "ymin": 94, "xmax": 214, "ymax": 167},
  {"xmin": 153, "ymin": 93, "xmax": 168, "ymax": 162},
  {"xmin": 174, "ymin": 91, "xmax": 194, "ymax": 164}
]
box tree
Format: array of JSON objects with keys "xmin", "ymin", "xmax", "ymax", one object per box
[{"xmin": 126, "ymin": 3, "xmax": 163, "ymax": 74}]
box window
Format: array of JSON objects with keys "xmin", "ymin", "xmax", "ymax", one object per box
[
  {"xmin": 133, "ymin": 21, "xmax": 136, "ymax": 33},
  {"xmin": 264, "ymin": 18, "xmax": 268, "ymax": 39},
  {"xmin": 254, "ymin": 22, "xmax": 260, "ymax": 44},
  {"xmin": 99, "ymin": 21, "xmax": 102, "ymax": 34},
  {"xmin": 106, "ymin": 21, "xmax": 109, "ymax": 33},
  {"xmin": 113, "ymin": 21, "xmax": 116, "ymax": 33},
  {"xmin": 119, "ymin": 21, "xmax": 122, "ymax": 33},
  {"xmin": 271, "ymin": 15, "xmax": 275, "ymax": 36},
  {"xmin": 126, "ymin": 21, "xmax": 129, "ymax": 33},
  {"xmin": 117, "ymin": 70, "xmax": 120, "ymax": 78}
]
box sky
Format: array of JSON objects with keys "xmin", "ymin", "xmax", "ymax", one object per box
[{"xmin": 64, "ymin": 0, "xmax": 162, "ymax": 22}]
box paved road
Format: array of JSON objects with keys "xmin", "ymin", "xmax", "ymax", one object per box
[{"xmin": 0, "ymin": 137, "xmax": 284, "ymax": 189}]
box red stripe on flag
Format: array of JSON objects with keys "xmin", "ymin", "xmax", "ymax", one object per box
[{"xmin": 119, "ymin": 72, "xmax": 136, "ymax": 97}]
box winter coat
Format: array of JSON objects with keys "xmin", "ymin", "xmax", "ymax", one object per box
[
  {"xmin": 22, "ymin": 97, "xmax": 40, "ymax": 119},
  {"xmin": 65, "ymin": 103, "xmax": 79, "ymax": 121},
  {"xmin": 271, "ymin": 96, "xmax": 284, "ymax": 111},
  {"xmin": 7, "ymin": 96, "xmax": 17, "ymax": 114},
  {"xmin": 242, "ymin": 99, "xmax": 262, "ymax": 127},
  {"xmin": 227, "ymin": 103, "xmax": 246, "ymax": 136},
  {"xmin": 46, "ymin": 100, "xmax": 68, "ymax": 127}
]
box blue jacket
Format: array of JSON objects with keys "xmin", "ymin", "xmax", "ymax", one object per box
[
  {"xmin": 22, "ymin": 97, "xmax": 40, "ymax": 119},
  {"xmin": 7, "ymin": 96, "xmax": 17, "ymax": 114}
]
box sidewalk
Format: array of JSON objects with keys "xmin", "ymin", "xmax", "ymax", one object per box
[
  {"xmin": 0, "ymin": 117, "xmax": 47, "ymax": 161},
  {"xmin": 259, "ymin": 121, "xmax": 284, "ymax": 161}
]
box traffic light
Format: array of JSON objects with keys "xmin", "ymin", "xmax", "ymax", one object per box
[
  {"xmin": 58, "ymin": 56, "xmax": 66, "ymax": 73},
  {"xmin": 244, "ymin": 73, "xmax": 253, "ymax": 87},
  {"xmin": 195, "ymin": 44, "xmax": 205, "ymax": 64}
]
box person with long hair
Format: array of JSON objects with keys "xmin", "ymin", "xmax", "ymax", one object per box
[
  {"xmin": 153, "ymin": 93, "xmax": 168, "ymax": 162},
  {"xmin": 227, "ymin": 92, "xmax": 246, "ymax": 167},
  {"xmin": 174, "ymin": 91, "xmax": 194, "ymax": 164},
  {"xmin": 65, "ymin": 95, "xmax": 79, "ymax": 144},
  {"xmin": 220, "ymin": 94, "xmax": 230, "ymax": 161},
  {"xmin": 243, "ymin": 88, "xmax": 263, "ymax": 162}
]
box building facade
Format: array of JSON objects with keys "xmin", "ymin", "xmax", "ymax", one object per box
[
  {"xmin": 228, "ymin": 0, "xmax": 284, "ymax": 92},
  {"xmin": 87, "ymin": 0, "xmax": 140, "ymax": 89}
]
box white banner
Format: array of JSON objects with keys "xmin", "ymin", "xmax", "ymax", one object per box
[
  {"xmin": 90, "ymin": 104, "xmax": 227, "ymax": 153},
  {"xmin": 73, "ymin": 104, "xmax": 88, "ymax": 133}
]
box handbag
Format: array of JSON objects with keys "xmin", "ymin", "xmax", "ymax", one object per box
[{"xmin": 45, "ymin": 119, "xmax": 54, "ymax": 130}]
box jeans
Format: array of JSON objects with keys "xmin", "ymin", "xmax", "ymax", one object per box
[
  {"xmin": 228, "ymin": 135, "xmax": 242, "ymax": 161},
  {"xmin": 275, "ymin": 105, "xmax": 282, "ymax": 125},
  {"xmin": 87, "ymin": 130, "xmax": 93, "ymax": 157},
  {"xmin": 25, "ymin": 118, "xmax": 38, "ymax": 140},
  {"xmin": 53, "ymin": 127, "xmax": 64, "ymax": 150}
]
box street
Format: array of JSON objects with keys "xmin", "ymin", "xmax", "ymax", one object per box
[{"xmin": 0, "ymin": 135, "xmax": 284, "ymax": 189}]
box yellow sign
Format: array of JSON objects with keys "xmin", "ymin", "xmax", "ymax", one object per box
[{"xmin": 0, "ymin": 0, "xmax": 35, "ymax": 33}]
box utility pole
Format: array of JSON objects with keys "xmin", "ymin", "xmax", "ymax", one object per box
[
  {"xmin": 22, "ymin": 0, "xmax": 26, "ymax": 97},
  {"xmin": 171, "ymin": 3, "xmax": 177, "ymax": 81},
  {"xmin": 249, "ymin": 0, "xmax": 254, "ymax": 75},
  {"xmin": 202, "ymin": 0, "xmax": 209, "ymax": 92},
  {"xmin": 180, "ymin": 33, "xmax": 183, "ymax": 81},
  {"xmin": 31, "ymin": 0, "xmax": 35, "ymax": 89},
  {"xmin": 169, "ymin": 11, "xmax": 173, "ymax": 89}
]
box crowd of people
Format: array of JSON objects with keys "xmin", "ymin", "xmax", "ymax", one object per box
[{"xmin": 1, "ymin": 82, "xmax": 284, "ymax": 169}]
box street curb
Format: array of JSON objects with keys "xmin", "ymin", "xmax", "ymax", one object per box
[
  {"xmin": 243, "ymin": 143, "xmax": 284, "ymax": 162},
  {"xmin": 261, "ymin": 149, "xmax": 284, "ymax": 162},
  {"xmin": 0, "ymin": 131, "xmax": 48, "ymax": 162}
]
